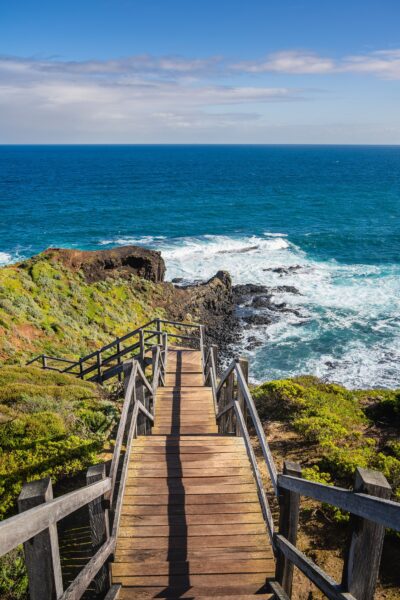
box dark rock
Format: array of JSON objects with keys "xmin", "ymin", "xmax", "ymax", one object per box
[
  {"xmin": 171, "ymin": 277, "xmax": 184, "ymax": 284},
  {"xmin": 44, "ymin": 246, "xmax": 166, "ymax": 283},
  {"xmin": 263, "ymin": 265, "xmax": 303, "ymax": 276},
  {"xmin": 242, "ymin": 314, "xmax": 273, "ymax": 326},
  {"xmin": 246, "ymin": 336, "xmax": 264, "ymax": 350},
  {"xmin": 273, "ymin": 285, "xmax": 302, "ymax": 295}
]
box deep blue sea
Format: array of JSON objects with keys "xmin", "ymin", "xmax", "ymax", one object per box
[{"xmin": 1, "ymin": 145, "xmax": 400, "ymax": 388}]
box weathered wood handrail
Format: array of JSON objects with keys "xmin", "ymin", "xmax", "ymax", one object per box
[
  {"xmin": 2, "ymin": 323, "xmax": 170, "ymax": 600},
  {"xmin": 26, "ymin": 317, "xmax": 201, "ymax": 383},
  {"xmin": 0, "ymin": 478, "xmax": 112, "ymax": 557},
  {"xmin": 210, "ymin": 353, "xmax": 400, "ymax": 600}
]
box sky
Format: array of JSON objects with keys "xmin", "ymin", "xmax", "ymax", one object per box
[{"xmin": 1, "ymin": 0, "xmax": 400, "ymax": 144}]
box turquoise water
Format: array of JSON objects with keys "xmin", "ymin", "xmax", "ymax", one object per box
[{"xmin": 1, "ymin": 145, "xmax": 400, "ymax": 387}]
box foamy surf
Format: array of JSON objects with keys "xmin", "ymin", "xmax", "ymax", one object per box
[{"xmin": 102, "ymin": 232, "xmax": 400, "ymax": 390}]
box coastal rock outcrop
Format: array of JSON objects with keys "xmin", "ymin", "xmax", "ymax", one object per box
[{"xmin": 41, "ymin": 246, "xmax": 166, "ymax": 283}]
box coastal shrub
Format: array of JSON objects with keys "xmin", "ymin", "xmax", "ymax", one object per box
[
  {"xmin": 0, "ymin": 367, "xmax": 118, "ymax": 518},
  {"xmin": 254, "ymin": 376, "xmax": 400, "ymax": 502},
  {"xmin": 0, "ymin": 253, "xmax": 169, "ymax": 364}
]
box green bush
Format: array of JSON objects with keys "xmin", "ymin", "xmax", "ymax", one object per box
[{"xmin": 254, "ymin": 376, "xmax": 400, "ymax": 505}]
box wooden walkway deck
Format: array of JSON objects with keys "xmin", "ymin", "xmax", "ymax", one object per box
[{"xmin": 111, "ymin": 348, "xmax": 274, "ymax": 598}]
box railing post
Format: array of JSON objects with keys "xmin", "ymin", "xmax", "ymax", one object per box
[
  {"xmin": 139, "ymin": 329, "xmax": 145, "ymax": 367},
  {"xmin": 162, "ymin": 332, "xmax": 168, "ymax": 374},
  {"xmin": 123, "ymin": 360, "xmax": 133, "ymax": 394},
  {"xmin": 42, "ymin": 355, "xmax": 47, "ymax": 369},
  {"xmin": 225, "ymin": 370, "xmax": 235, "ymax": 433},
  {"xmin": 116, "ymin": 338, "xmax": 122, "ymax": 382},
  {"xmin": 342, "ymin": 468, "xmax": 392, "ymax": 600},
  {"xmin": 18, "ymin": 478, "xmax": 63, "ymax": 600},
  {"xmin": 275, "ymin": 461, "xmax": 302, "ymax": 596},
  {"xmin": 211, "ymin": 344, "xmax": 218, "ymax": 374},
  {"xmin": 97, "ymin": 350, "xmax": 102, "ymax": 383},
  {"xmin": 79, "ymin": 357, "xmax": 83, "ymax": 379},
  {"xmin": 156, "ymin": 317, "xmax": 162, "ymax": 344},
  {"xmin": 87, "ymin": 463, "xmax": 110, "ymax": 595},
  {"xmin": 237, "ymin": 357, "xmax": 249, "ymax": 436}
]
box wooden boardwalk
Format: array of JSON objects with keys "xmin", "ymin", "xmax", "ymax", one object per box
[{"xmin": 111, "ymin": 348, "xmax": 274, "ymax": 598}]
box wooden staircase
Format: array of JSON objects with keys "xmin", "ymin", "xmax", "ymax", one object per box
[{"xmin": 111, "ymin": 347, "xmax": 274, "ymax": 598}]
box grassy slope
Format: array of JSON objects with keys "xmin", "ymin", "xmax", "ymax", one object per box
[
  {"xmin": 0, "ymin": 251, "xmax": 170, "ymax": 364},
  {"xmin": 0, "ymin": 366, "xmax": 119, "ymax": 599}
]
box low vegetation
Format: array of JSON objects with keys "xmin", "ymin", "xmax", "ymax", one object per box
[
  {"xmin": 0, "ymin": 251, "xmax": 168, "ymax": 364},
  {"xmin": 253, "ymin": 376, "xmax": 400, "ymax": 500},
  {"xmin": 0, "ymin": 366, "xmax": 118, "ymax": 598}
]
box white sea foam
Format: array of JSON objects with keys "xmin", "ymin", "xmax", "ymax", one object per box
[
  {"xmin": 97, "ymin": 231, "xmax": 400, "ymax": 389},
  {"xmin": 155, "ymin": 233, "xmax": 400, "ymax": 389},
  {"xmin": 0, "ymin": 252, "xmax": 13, "ymax": 265}
]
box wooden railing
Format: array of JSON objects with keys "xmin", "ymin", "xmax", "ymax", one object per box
[
  {"xmin": 202, "ymin": 352, "xmax": 400, "ymax": 600},
  {"xmin": 27, "ymin": 318, "xmax": 203, "ymax": 383},
  {"xmin": 0, "ymin": 334, "xmax": 168, "ymax": 600}
]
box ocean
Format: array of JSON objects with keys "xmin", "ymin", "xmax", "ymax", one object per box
[{"xmin": 1, "ymin": 144, "xmax": 400, "ymax": 388}]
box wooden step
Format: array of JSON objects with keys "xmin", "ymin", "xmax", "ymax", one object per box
[
  {"xmin": 118, "ymin": 523, "xmax": 266, "ymax": 538},
  {"xmin": 165, "ymin": 374, "xmax": 204, "ymax": 387},
  {"xmin": 121, "ymin": 503, "xmax": 263, "ymax": 516},
  {"xmin": 119, "ymin": 513, "xmax": 264, "ymax": 526},
  {"xmin": 114, "ymin": 548, "xmax": 272, "ymax": 562},
  {"xmin": 112, "ymin": 556, "xmax": 273, "ymax": 576},
  {"xmin": 113, "ymin": 572, "xmax": 273, "ymax": 598},
  {"xmin": 119, "ymin": 587, "xmax": 272, "ymax": 599},
  {"xmin": 121, "ymin": 492, "xmax": 259, "ymax": 505}
]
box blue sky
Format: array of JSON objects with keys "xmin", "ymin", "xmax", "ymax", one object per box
[{"xmin": 1, "ymin": 0, "xmax": 400, "ymax": 143}]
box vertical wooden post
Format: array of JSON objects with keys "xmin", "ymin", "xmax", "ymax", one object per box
[
  {"xmin": 42, "ymin": 355, "xmax": 47, "ymax": 369},
  {"xmin": 139, "ymin": 330, "xmax": 145, "ymax": 367},
  {"xmin": 342, "ymin": 468, "xmax": 392, "ymax": 600},
  {"xmin": 87, "ymin": 464, "xmax": 110, "ymax": 595},
  {"xmin": 18, "ymin": 478, "xmax": 63, "ymax": 600},
  {"xmin": 211, "ymin": 344, "xmax": 218, "ymax": 375},
  {"xmin": 116, "ymin": 338, "xmax": 122, "ymax": 382},
  {"xmin": 225, "ymin": 370, "xmax": 235, "ymax": 434},
  {"xmin": 79, "ymin": 358, "xmax": 83, "ymax": 379},
  {"xmin": 97, "ymin": 350, "xmax": 102, "ymax": 383},
  {"xmin": 275, "ymin": 461, "xmax": 302, "ymax": 596},
  {"xmin": 237, "ymin": 357, "xmax": 249, "ymax": 436},
  {"xmin": 156, "ymin": 318, "xmax": 162, "ymax": 345},
  {"xmin": 123, "ymin": 360, "xmax": 133, "ymax": 394}
]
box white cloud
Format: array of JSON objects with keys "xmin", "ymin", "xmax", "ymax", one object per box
[{"xmin": 233, "ymin": 48, "xmax": 400, "ymax": 79}]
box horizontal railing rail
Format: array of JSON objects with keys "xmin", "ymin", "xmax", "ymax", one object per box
[
  {"xmin": 207, "ymin": 353, "xmax": 400, "ymax": 600},
  {"xmin": 26, "ymin": 317, "xmax": 201, "ymax": 383},
  {"xmin": 2, "ymin": 323, "xmax": 172, "ymax": 600}
]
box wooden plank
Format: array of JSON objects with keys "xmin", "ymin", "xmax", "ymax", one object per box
[
  {"xmin": 126, "ymin": 475, "xmax": 254, "ymax": 487},
  {"xmin": 132, "ymin": 445, "xmax": 246, "ymax": 454},
  {"xmin": 111, "ymin": 557, "xmax": 274, "ymax": 576},
  {"xmin": 121, "ymin": 492, "xmax": 259, "ymax": 505},
  {"xmin": 119, "ymin": 512, "xmax": 264, "ymax": 526},
  {"xmin": 132, "ymin": 456, "xmax": 250, "ymax": 466},
  {"xmin": 114, "ymin": 548, "xmax": 273, "ymax": 562},
  {"xmin": 121, "ymin": 502, "xmax": 263, "ymax": 516},
  {"xmin": 133, "ymin": 437, "xmax": 242, "ymax": 444},
  {"xmin": 112, "ymin": 572, "xmax": 271, "ymax": 587},
  {"xmin": 118, "ymin": 523, "xmax": 265, "ymax": 537},
  {"xmin": 118, "ymin": 586, "xmax": 272, "ymax": 599},
  {"xmin": 278, "ymin": 474, "xmax": 400, "ymax": 531},
  {"xmin": 123, "ymin": 484, "xmax": 257, "ymax": 496},
  {"xmin": 0, "ymin": 477, "xmax": 111, "ymax": 557},
  {"xmin": 152, "ymin": 428, "xmax": 219, "ymax": 434},
  {"xmin": 127, "ymin": 467, "xmax": 251, "ymax": 477}
]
